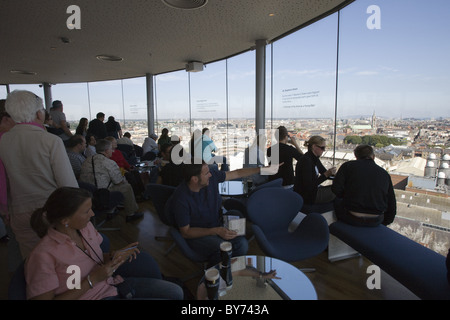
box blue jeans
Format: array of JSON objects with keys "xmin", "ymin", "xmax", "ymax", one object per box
[
  {"xmin": 186, "ymin": 235, "xmax": 248, "ymax": 267},
  {"xmin": 110, "ymin": 252, "xmax": 184, "ymax": 300}
]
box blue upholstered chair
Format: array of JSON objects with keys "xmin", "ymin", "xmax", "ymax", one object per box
[
  {"xmin": 247, "ymin": 187, "xmax": 329, "ymax": 263},
  {"xmin": 8, "ymin": 233, "xmax": 111, "ymax": 300},
  {"xmin": 223, "ymin": 178, "xmax": 284, "ymax": 219}
]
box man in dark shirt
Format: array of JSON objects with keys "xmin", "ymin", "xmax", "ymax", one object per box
[
  {"xmin": 331, "ymin": 145, "xmax": 396, "ymax": 227},
  {"xmin": 87, "ymin": 112, "xmax": 107, "ymax": 139},
  {"xmin": 267, "ymin": 126, "xmax": 303, "ymax": 186},
  {"xmin": 168, "ymin": 160, "xmax": 277, "ymax": 266}
]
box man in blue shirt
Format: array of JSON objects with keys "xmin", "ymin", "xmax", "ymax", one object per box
[{"xmin": 169, "ymin": 160, "xmax": 277, "ymax": 266}]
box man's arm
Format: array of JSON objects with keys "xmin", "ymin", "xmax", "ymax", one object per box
[
  {"xmin": 225, "ymin": 164, "xmax": 282, "ymax": 181},
  {"xmin": 179, "ymin": 224, "xmax": 237, "ymax": 240}
]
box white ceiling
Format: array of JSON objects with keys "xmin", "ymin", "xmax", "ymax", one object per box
[{"xmin": 0, "ymin": 0, "xmax": 354, "ymax": 85}]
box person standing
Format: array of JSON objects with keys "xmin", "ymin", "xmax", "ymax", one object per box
[
  {"xmin": 0, "ymin": 90, "xmax": 78, "ymax": 258},
  {"xmin": 105, "ymin": 116, "xmax": 122, "ymax": 139},
  {"xmin": 87, "ymin": 112, "xmax": 107, "ymax": 139},
  {"xmin": 49, "ymin": 100, "xmax": 73, "ymax": 141},
  {"xmin": 267, "ymin": 126, "xmax": 303, "ymax": 186}
]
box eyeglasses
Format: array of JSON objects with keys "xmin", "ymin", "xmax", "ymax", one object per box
[{"xmin": 315, "ymin": 145, "xmax": 326, "ymax": 151}]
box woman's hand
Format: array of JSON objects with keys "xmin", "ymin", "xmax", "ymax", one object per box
[{"xmin": 110, "ymin": 242, "xmax": 140, "ymax": 264}]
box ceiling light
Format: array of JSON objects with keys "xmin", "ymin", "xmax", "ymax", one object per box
[
  {"xmin": 96, "ymin": 55, "xmax": 124, "ymax": 62},
  {"xmin": 162, "ymin": 0, "xmax": 208, "ymax": 10},
  {"xmin": 10, "ymin": 70, "xmax": 37, "ymax": 75}
]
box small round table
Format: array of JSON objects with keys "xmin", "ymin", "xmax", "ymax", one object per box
[{"xmin": 197, "ymin": 255, "xmax": 317, "ymax": 300}]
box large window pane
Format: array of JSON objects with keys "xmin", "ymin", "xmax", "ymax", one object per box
[
  {"xmin": 338, "ymin": 0, "xmax": 450, "ymax": 255},
  {"xmin": 228, "ymin": 51, "xmax": 256, "ymax": 170},
  {"xmin": 8, "ymin": 84, "xmax": 43, "ymax": 98},
  {"xmin": 189, "ymin": 61, "xmax": 227, "ymax": 168},
  {"xmin": 122, "ymin": 77, "xmax": 147, "ymax": 145},
  {"xmin": 52, "ymin": 83, "xmax": 90, "ymax": 133},
  {"xmin": 0, "ymin": 86, "xmax": 8, "ymax": 100},
  {"xmin": 271, "ymin": 13, "xmax": 339, "ymax": 171},
  {"xmin": 155, "ymin": 70, "xmax": 190, "ymax": 150}
]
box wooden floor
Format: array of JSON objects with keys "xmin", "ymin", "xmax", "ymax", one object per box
[{"xmin": 0, "ymin": 199, "xmax": 419, "ymax": 300}]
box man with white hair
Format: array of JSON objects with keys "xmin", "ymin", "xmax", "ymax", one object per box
[{"xmin": 0, "ymin": 90, "xmax": 78, "ymax": 258}]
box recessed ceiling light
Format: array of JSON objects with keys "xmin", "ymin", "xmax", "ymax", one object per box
[
  {"xmin": 10, "ymin": 70, "xmax": 37, "ymax": 75},
  {"xmin": 162, "ymin": 0, "xmax": 208, "ymax": 10},
  {"xmin": 96, "ymin": 55, "xmax": 124, "ymax": 62},
  {"xmin": 269, "ymin": 13, "xmax": 275, "ymax": 17}
]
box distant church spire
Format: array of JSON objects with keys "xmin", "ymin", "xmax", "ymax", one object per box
[{"xmin": 372, "ymin": 110, "xmax": 376, "ymax": 129}]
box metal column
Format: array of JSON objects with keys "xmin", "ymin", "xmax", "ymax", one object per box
[
  {"xmin": 42, "ymin": 82, "xmax": 52, "ymax": 110},
  {"xmin": 255, "ymin": 39, "xmax": 267, "ymax": 134},
  {"xmin": 146, "ymin": 73, "xmax": 155, "ymax": 136}
]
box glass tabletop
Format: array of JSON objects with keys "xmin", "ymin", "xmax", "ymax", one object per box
[{"xmin": 197, "ymin": 255, "xmax": 317, "ymax": 300}]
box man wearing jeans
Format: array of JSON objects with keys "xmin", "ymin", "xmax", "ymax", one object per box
[
  {"xmin": 331, "ymin": 144, "xmax": 396, "ymax": 227},
  {"xmin": 169, "ymin": 160, "xmax": 270, "ymax": 266}
]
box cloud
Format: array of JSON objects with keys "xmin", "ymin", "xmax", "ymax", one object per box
[{"xmin": 355, "ymin": 71, "xmax": 379, "ymax": 76}]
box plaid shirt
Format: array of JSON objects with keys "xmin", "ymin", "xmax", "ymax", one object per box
[{"xmin": 66, "ymin": 150, "xmax": 86, "ymax": 179}]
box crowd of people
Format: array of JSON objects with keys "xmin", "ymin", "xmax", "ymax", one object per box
[{"xmin": 1, "ymin": 90, "xmax": 447, "ymax": 299}]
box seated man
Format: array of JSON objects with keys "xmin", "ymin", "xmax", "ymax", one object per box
[
  {"xmin": 66, "ymin": 134, "xmax": 87, "ymax": 180},
  {"xmin": 168, "ymin": 159, "xmax": 277, "ymax": 266},
  {"xmin": 331, "ymin": 144, "xmax": 396, "ymax": 227}
]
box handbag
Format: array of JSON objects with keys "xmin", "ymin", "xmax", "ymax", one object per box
[{"xmin": 91, "ymin": 156, "xmax": 112, "ymax": 210}]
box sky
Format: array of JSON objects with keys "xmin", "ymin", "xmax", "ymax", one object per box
[{"xmin": 2, "ymin": 0, "xmax": 450, "ymax": 121}]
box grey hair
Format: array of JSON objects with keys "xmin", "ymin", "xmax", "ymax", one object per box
[
  {"xmin": 5, "ymin": 90, "xmax": 44, "ymax": 123},
  {"xmin": 95, "ymin": 139, "xmax": 112, "ymax": 153}
]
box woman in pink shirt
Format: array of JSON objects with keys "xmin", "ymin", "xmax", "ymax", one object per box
[{"xmin": 26, "ymin": 187, "xmax": 183, "ymax": 300}]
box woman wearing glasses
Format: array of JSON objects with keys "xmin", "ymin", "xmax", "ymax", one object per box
[{"xmin": 293, "ymin": 135, "xmax": 336, "ymax": 205}]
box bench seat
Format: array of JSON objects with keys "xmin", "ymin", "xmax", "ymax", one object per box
[{"xmin": 329, "ymin": 221, "xmax": 450, "ymax": 300}]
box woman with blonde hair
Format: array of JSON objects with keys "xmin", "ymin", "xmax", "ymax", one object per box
[{"xmin": 294, "ymin": 135, "xmax": 336, "ymax": 204}]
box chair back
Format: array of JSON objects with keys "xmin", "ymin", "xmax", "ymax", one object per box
[
  {"xmin": 8, "ymin": 261, "xmax": 26, "ymax": 300},
  {"xmin": 249, "ymin": 178, "xmax": 283, "ymax": 196},
  {"xmin": 247, "ymin": 187, "xmax": 303, "ymax": 232},
  {"xmin": 145, "ymin": 183, "xmax": 176, "ymax": 226}
]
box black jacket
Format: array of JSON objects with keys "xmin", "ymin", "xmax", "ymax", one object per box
[
  {"xmin": 293, "ymin": 151, "xmax": 328, "ymax": 204},
  {"xmin": 331, "ymin": 158, "xmax": 396, "ymax": 225}
]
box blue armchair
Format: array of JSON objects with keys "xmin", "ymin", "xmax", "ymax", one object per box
[
  {"xmin": 247, "ymin": 187, "xmax": 329, "ymax": 262},
  {"xmin": 223, "ymin": 178, "xmax": 284, "ymax": 219}
]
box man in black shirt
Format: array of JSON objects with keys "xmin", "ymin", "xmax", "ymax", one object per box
[
  {"xmin": 267, "ymin": 126, "xmax": 303, "ymax": 186},
  {"xmin": 331, "ymin": 144, "xmax": 396, "ymax": 227},
  {"xmin": 87, "ymin": 112, "xmax": 107, "ymax": 139}
]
